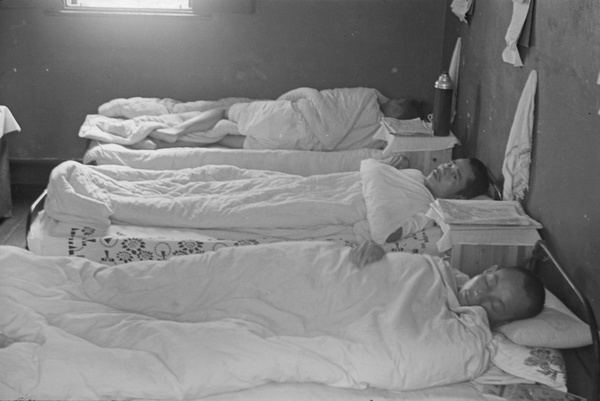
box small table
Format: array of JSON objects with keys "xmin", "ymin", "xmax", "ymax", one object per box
[
  {"xmin": 445, "ymin": 225, "xmax": 542, "ymax": 277},
  {"xmin": 377, "ymin": 131, "xmax": 460, "ymax": 175}
]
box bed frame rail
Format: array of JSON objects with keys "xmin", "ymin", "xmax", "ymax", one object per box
[{"xmin": 531, "ymin": 240, "xmax": 600, "ymax": 401}]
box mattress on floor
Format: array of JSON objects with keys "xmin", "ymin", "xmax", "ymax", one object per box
[{"xmin": 27, "ymin": 211, "xmax": 443, "ymax": 265}]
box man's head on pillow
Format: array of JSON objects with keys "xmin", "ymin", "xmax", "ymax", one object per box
[
  {"xmin": 458, "ymin": 265, "xmax": 546, "ymax": 327},
  {"xmin": 380, "ymin": 98, "xmax": 424, "ymax": 120},
  {"xmin": 425, "ymin": 158, "xmax": 490, "ymax": 199}
]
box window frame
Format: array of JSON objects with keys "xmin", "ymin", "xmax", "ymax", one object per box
[{"xmin": 59, "ymin": 0, "xmax": 198, "ymax": 17}]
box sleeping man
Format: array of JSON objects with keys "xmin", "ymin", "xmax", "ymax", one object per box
[
  {"xmin": 154, "ymin": 87, "xmax": 424, "ymax": 151},
  {"xmin": 0, "ymin": 241, "xmax": 545, "ymax": 398},
  {"xmin": 350, "ymin": 240, "xmax": 546, "ymax": 327},
  {"xmin": 44, "ymin": 157, "xmax": 490, "ymax": 244}
]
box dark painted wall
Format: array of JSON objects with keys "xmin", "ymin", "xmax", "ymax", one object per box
[
  {"xmin": 0, "ymin": 0, "xmax": 446, "ymax": 161},
  {"xmin": 446, "ymin": 0, "xmax": 600, "ymax": 335}
]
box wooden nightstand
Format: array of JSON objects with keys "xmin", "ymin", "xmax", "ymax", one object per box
[
  {"xmin": 378, "ymin": 132, "xmax": 460, "ymax": 175},
  {"xmin": 446, "ymin": 226, "xmax": 541, "ymax": 277}
]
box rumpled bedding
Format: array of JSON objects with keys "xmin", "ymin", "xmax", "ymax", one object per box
[
  {"xmin": 80, "ymin": 87, "xmax": 387, "ymax": 150},
  {"xmin": 98, "ymin": 96, "xmax": 255, "ymax": 118},
  {"xmin": 0, "ymin": 242, "xmax": 492, "ymax": 400},
  {"xmin": 43, "ymin": 160, "xmax": 433, "ymax": 242},
  {"xmin": 78, "ymin": 113, "xmax": 242, "ymax": 149},
  {"xmin": 229, "ymin": 87, "xmax": 385, "ymax": 151}
]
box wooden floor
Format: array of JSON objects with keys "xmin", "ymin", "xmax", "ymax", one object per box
[{"xmin": 0, "ymin": 187, "xmax": 44, "ymax": 249}]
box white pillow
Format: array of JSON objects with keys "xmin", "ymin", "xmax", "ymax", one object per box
[
  {"xmin": 360, "ymin": 159, "xmax": 434, "ymax": 244},
  {"xmin": 491, "ymin": 333, "xmax": 567, "ymax": 390},
  {"xmin": 495, "ymin": 289, "xmax": 593, "ymax": 349}
]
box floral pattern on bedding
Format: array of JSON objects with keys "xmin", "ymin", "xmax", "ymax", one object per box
[
  {"xmin": 65, "ymin": 226, "xmax": 437, "ymax": 265},
  {"xmin": 524, "ymin": 347, "xmax": 566, "ymax": 384}
]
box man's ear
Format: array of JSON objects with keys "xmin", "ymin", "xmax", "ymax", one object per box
[{"xmin": 485, "ymin": 264, "xmax": 499, "ymax": 273}]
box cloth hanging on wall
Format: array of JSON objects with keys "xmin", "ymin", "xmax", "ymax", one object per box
[
  {"xmin": 0, "ymin": 106, "xmax": 21, "ymax": 139},
  {"xmin": 448, "ymin": 38, "xmax": 461, "ymax": 123},
  {"xmin": 502, "ymin": 70, "xmax": 537, "ymax": 201},
  {"xmin": 502, "ymin": 0, "xmax": 533, "ymax": 67},
  {"xmin": 450, "ymin": 0, "xmax": 473, "ymax": 23}
]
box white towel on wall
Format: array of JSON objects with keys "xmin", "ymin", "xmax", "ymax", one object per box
[
  {"xmin": 502, "ymin": 70, "xmax": 537, "ymax": 201},
  {"xmin": 449, "ymin": 38, "xmax": 461, "ymax": 123},
  {"xmin": 0, "ymin": 106, "xmax": 21, "ymax": 139}
]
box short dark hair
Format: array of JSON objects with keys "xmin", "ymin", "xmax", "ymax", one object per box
[
  {"xmin": 397, "ymin": 98, "xmax": 425, "ymax": 120},
  {"xmin": 456, "ymin": 158, "xmax": 491, "ymax": 199},
  {"xmin": 502, "ymin": 265, "xmax": 546, "ymax": 321}
]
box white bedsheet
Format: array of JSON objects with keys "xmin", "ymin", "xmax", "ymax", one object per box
[
  {"xmin": 83, "ymin": 140, "xmax": 388, "ymax": 175},
  {"xmin": 44, "ymin": 160, "xmax": 434, "ymax": 241},
  {"xmin": 0, "ymin": 243, "xmax": 492, "ymax": 399}
]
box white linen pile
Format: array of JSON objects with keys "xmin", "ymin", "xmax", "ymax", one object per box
[
  {"xmin": 80, "ymin": 87, "xmax": 388, "ymax": 150},
  {"xmin": 44, "ymin": 159, "xmax": 433, "ymax": 242},
  {"xmin": 0, "ymin": 242, "xmax": 491, "ymax": 400}
]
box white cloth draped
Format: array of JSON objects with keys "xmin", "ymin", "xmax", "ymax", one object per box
[
  {"xmin": 502, "ymin": 70, "xmax": 537, "ymax": 201},
  {"xmin": 0, "ymin": 106, "xmax": 21, "ymax": 138}
]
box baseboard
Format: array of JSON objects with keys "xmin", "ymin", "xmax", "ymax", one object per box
[{"xmin": 9, "ymin": 158, "xmax": 76, "ymax": 189}]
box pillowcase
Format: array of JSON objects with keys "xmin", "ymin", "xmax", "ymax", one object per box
[
  {"xmin": 491, "ymin": 333, "xmax": 567, "ymax": 391},
  {"xmin": 495, "ymin": 289, "xmax": 593, "ymax": 348},
  {"xmin": 359, "ymin": 159, "xmax": 434, "ymax": 244}
]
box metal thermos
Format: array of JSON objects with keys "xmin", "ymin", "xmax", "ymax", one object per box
[{"xmin": 432, "ymin": 72, "xmax": 453, "ymax": 137}]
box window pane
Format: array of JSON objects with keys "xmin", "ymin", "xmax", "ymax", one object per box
[{"xmin": 65, "ymin": 0, "xmax": 192, "ymax": 10}]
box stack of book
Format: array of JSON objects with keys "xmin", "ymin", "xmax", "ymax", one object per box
[
  {"xmin": 381, "ymin": 117, "xmax": 433, "ymax": 137},
  {"xmin": 426, "ymin": 199, "xmax": 542, "ymax": 251}
]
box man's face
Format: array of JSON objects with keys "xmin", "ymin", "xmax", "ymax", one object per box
[
  {"xmin": 382, "ymin": 99, "xmax": 409, "ymax": 119},
  {"xmin": 425, "ymin": 159, "xmax": 475, "ymax": 199},
  {"xmin": 458, "ymin": 266, "xmax": 531, "ymax": 326}
]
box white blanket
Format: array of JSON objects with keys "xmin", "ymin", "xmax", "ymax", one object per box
[
  {"xmin": 83, "ymin": 140, "xmax": 388, "ymax": 175},
  {"xmin": 44, "ymin": 160, "xmax": 434, "ymax": 242},
  {"xmin": 78, "ymin": 113, "xmax": 243, "ymax": 148},
  {"xmin": 231, "ymin": 87, "xmax": 385, "ymax": 151},
  {"xmin": 83, "ymin": 88, "xmax": 388, "ymax": 150},
  {"xmin": 0, "ymin": 243, "xmax": 491, "ymax": 400}
]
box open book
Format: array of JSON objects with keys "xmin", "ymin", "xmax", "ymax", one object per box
[
  {"xmin": 428, "ymin": 199, "xmax": 540, "ymax": 227},
  {"xmin": 382, "ymin": 117, "xmax": 433, "ymax": 137}
]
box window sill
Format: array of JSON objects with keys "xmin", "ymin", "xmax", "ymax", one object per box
[{"xmin": 44, "ymin": 9, "xmax": 211, "ymax": 18}]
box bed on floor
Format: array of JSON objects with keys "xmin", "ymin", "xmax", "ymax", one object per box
[
  {"xmin": 79, "ymin": 90, "xmax": 460, "ymax": 175},
  {"xmin": 27, "ymin": 158, "xmax": 449, "ymax": 264},
  {"xmin": 83, "ymin": 133, "xmax": 459, "ymax": 177},
  {"xmin": 1, "ymin": 240, "xmax": 598, "ymax": 400}
]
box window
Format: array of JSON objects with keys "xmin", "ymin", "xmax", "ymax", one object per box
[{"xmin": 62, "ymin": 0, "xmax": 194, "ymax": 15}]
